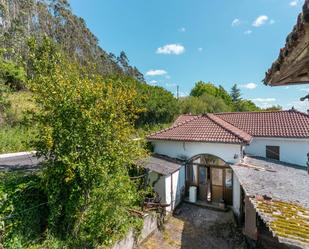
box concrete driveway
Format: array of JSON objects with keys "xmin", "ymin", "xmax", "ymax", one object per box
[{"xmin": 139, "ymin": 203, "xmax": 247, "ymax": 249}]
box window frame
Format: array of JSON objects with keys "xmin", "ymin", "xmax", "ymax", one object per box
[{"xmin": 266, "ymin": 145, "xmax": 280, "ymax": 160}]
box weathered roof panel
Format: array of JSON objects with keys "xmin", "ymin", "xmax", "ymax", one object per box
[
  {"xmin": 140, "ymin": 155, "xmax": 184, "ymax": 175},
  {"xmin": 232, "ymin": 156, "xmax": 309, "ymax": 248}
]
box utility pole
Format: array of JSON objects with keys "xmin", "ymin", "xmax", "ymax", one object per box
[{"xmin": 176, "ymin": 85, "xmax": 179, "ymax": 99}]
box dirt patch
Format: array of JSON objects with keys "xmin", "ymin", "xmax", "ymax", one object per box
[{"xmin": 139, "ymin": 203, "xmax": 247, "ymax": 249}]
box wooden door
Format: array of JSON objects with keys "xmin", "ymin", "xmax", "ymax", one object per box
[
  {"xmin": 198, "ymin": 166, "xmax": 208, "ymax": 201},
  {"xmin": 211, "ymin": 168, "xmax": 224, "ymax": 203}
]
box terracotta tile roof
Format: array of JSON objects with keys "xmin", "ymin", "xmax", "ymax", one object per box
[
  {"xmin": 173, "ymin": 114, "xmax": 197, "ymax": 126},
  {"xmin": 216, "ymin": 110, "xmax": 309, "ymax": 138},
  {"xmin": 147, "ymin": 110, "xmax": 309, "ymax": 143},
  {"xmin": 148, "ymin": 114, "xmax": 252, "ymax": 144}
]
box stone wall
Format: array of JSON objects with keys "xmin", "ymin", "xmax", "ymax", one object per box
[{"xmin": 112, "ymin": 213, "xmax": 158, "ymax": 249}]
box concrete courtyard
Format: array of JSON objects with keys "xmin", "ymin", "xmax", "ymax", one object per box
[{"xmin": 139, "ymin": 203, "xmax": 247, "ymax": 249}]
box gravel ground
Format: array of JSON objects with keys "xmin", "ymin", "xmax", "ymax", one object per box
[{"xmin": 139, "ymin": 203, "xmax": 247, "ymax": 249}]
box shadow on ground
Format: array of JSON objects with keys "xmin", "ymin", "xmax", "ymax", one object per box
[{"xmin": 139, "ymin": 203, "xmax": 247, "ymax": 249}]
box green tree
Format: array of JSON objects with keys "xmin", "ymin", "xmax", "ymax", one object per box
[
  {"xmin": 27, "ymin": 37, "xmax": 145, "ymax": 247},
  {"xmin": 180, "ymin": 93, "xmax": 231, "ymax": 114},
  {"xmin": 190, "ymin": 81, "xmax": 233, "ymax": 106},
  {"xmin": 190, "ymin": 81, "xmax": 218, "ymax": 97},
  {"xmin": 263, "ymin": 105, "xmax": 282, "ymax": 111},
  {"xmin": 236, "ymin": 100, "xmax": 260, "ymax": 112},
  {"xmin": 230, "ymin": 84, "xmax": 241, "ymax": 103},
  {"xmin": 135, "ymin": 83, "xmax": 179, "ymax": 126},
  {"xmin": 0, "ymin": 49, "xmax": 26, "ymax": 90}
]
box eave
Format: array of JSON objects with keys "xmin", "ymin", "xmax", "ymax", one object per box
[{"xmin": 264, "ymin": 0, "xmax": 309, "ymax": 86}]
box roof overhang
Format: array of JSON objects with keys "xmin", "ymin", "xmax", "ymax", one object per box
[
  {"xmin": 264, "ymin": 0, "xmax": 309, "ymax": 86},
  {"xmin": 147, "ymin": 137, "xmax": 250, "ymax": 146}
]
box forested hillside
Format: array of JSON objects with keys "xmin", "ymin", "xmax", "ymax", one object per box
[{"xmin": 0, "ymin": 0, "xmax": 143, "ymax": 81}]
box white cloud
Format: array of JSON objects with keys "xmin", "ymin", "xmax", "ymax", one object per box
[
  {"xmin": 290, "ymin": 0, "xmax": 298, "ymax": 7},
  {"xmin": 231, "ymin": 18, "xmax": 241, "ymax": 27},
  {"xmin": 251, "ymin": 98, "xmax": 276, "ymax": 102},
  {"xmin": 241, "ymin": 83, "xmax": 257, "ymax": 89},
  {"xmin": 252, "ymin": 97, "xmax": 277, "ymax": 108},
  {"xmin": 244, "ymin": 30, "xmax": 252, "ymax": 35},
  {"xmin": 156, "ymin": 44, "xmax": 185, "ymax": 55},
  {"xmin": 165, "ymin": 83, "xmax": 177, "ymax": 87},
  {"xmin": 178, "ymin": 27, "xmax": 186, "ymax": 32},
  {"xmin": 145, "ymin": 69, "xmax": 167, "ymax": 76},
  {"xmin": 198, "ymin": 47, "xmax": 203, "ymax": 52},
  {"xmin": 149, "ymin": 80, "xmax": 157, "ymax": 85},
  {"xmin": 252, "ymin": 15, "xmax": 269, "ymax": 27},
  {"xmin": 179, "ymin": 91, "xmax": 189, "ymax": 97}
]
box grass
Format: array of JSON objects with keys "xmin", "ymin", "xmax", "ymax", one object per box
[
  {"xmin": 0, "ymin": 90, "xmax": 38, "ymax": 154},
  {"xmin": 0, "ymin": 125, "xmax": 37, "ymax": 153},
  {"xmin": 7, "ymin": 90, "xmax": 37, "ymax": 123}
]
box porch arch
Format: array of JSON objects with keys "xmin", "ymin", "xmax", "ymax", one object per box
[{"xmin": 185, "ymin": 154, "xmax": 233, "ymax": 206}]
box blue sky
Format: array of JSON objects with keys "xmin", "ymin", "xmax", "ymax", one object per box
[{"xmin": 70, "ymin": 0, "xmax": 309, "ymax": 111}]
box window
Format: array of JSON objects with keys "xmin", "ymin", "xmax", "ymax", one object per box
[{"xmin": 266, "ymin": 146, "xmax": 280, "ymax": 160}]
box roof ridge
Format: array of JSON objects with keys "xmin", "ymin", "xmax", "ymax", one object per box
[
  {"xmin": 147, "ymin": 115, "xmax": 202, "ymax": 138},
  {"xmin": 207, "ymin": 114, "xmax": 252, "ymax": 144},
  {"xmin": 172, "ymin": 114, "xmax": 199, "ymax": 127},
  {"xmin": 288, "ymin": 108, "xmax": 309, "ymax": 118},
  {"xmin": 214, "ymin": 110, "xmax": 289, "ymax": 115}
]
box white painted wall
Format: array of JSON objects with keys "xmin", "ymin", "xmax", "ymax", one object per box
[
  {"xmin": 148, "ymin": 171, "xmax": 165, "ymax": 201},
  {"xmin": 171, "ymin": 166, "xmax": 185, "ymax": 209},
  {"xmin": 164, "ymin": 167, "xmax": 185, "ymax": 212},
  {"xmin": 245, "ymin": 137, "xmax": 309, "ymax": 167},
  {"xmin": 233, "ymin": 173, "xmax": 241, "ymax": 216},
  {"xmin": 148, "ymin": 166, "xmax": 186, "ymax": 212},
  {"xmin": 151, "ymin": 140, "xmax": 242, "ymax": 164}
]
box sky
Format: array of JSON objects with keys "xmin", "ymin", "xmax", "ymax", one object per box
[{"xmin": 70, "ymin": 0, "xmax": 309, "ymax": 112}]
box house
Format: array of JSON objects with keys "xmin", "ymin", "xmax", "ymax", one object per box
[{"xmin": 144, "ymin": 110, "xmax": 309, "ymax": 248}]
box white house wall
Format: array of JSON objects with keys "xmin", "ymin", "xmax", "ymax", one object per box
[
  {"xmin": 151, "ymin": 140, "xmax": 242, "ymax": 164},
  {"xmin": 245, "ymin": 137, "xmax": 309, "ymax": 167},
  {"xmin": 233, "ymin": 173, "xmax": 241, "ymax": 216},
  {"xmin": 148, "ymin": 171, "xmax": 166, "ymax": 201},
  {"xmin": 172, "ymin": 166, "xmax": 185, "ymax": 210}
]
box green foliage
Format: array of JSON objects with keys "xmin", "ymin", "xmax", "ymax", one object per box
[
  {"xmin": 230, "ymin": 84, "xmax": 241, "ymax": 103},
  {"xmin": 234, "ymin": 99, "xmax": 261, "ymax": 112},
  {"xmin": 135, "ymin": 83, "xmax": 179, "ymax": 126},
  {"xmin": 0, "ymin": 172, "xmax": 48, "ymax": 248},
  {"xmin": 190, "ymin": 81, "xmax": 233, "ymax": 106},
  {"xmin": 0, "ymin": 0, "xmax": 143, "ymax": 83},
  {"xmin": 27, "ymin": 37, "xmax": 146, "ymax": 247},
  {"xmin": 0, "ymin": 126, "xmax": 36, "ymax": 153},
  {"xmin": 0, "ymin": 83, "xmax": 11, "ymax": 124},
  {"xmin": 180, "ymin": 93, "xmax": 232, "ymax": 114},
  {"xmin": 0, "ymin": 50, "xmax": 26, "ymax": 90},
  {"xmin": 263, "ymin": 105, "xmax": 283, "ymax": 111}
]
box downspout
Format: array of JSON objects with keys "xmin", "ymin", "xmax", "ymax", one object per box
[{"xmin": 171, "ymin": 172, "xmax": 173, "ymax": 211}]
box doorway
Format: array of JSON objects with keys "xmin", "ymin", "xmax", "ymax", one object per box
[{"xmin": 186, "ymin": 154, "xmax": 233, "ymax": 205}]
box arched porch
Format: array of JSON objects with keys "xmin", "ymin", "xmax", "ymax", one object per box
[{"xmin": 185, "ymin": 154, "xmax": 233, "ymax": 206}]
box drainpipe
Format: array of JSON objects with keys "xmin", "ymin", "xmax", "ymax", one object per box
[
  {"xmin": 307, "ymin": 153, "xmax": 309, "ymax": 174},
  {"xmin": 170, "ymin": 172, "xmax": 174, "ymax": 211}
]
